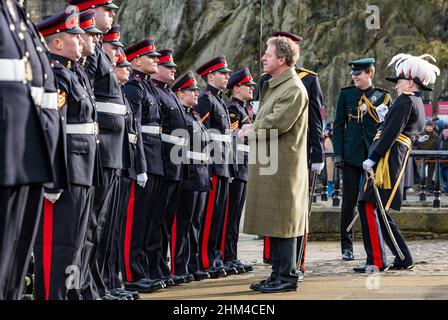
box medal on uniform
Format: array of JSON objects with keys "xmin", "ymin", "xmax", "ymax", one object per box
[{"xmin": 360, "ymin": 103, "xmax": 367, "ymax": 111}]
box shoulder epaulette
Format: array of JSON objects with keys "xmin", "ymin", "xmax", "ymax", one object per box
[
  {"xmin": 341, "ymin": 85, "xmax": 356, "ymax": 91},
  {"xmin": 51, "ymin": 60, "xmax": 64, "ymax": 70},
  {"xmin": 299, "ymin": 67, "xmax": 318, "ymax": 76}
]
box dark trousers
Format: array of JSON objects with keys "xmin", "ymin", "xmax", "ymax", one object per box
[
  {"xmin": 199, "ymin": 175, "xmax": 229, "ymax": 270},
  {"xmin": 358, "ymin": 201, "xmax": 413, "ymax": 268},
  {"xmin": 160, "ymin": 180, "xmax": 182, "ymax": 277},
  {"xmin": 122, "ymin": 174, "xmax": 163, "ymax": 282},
  {"xmin": 105, "ymin": 176, "xmax": 133, "ymax": 290},
  {"xmin": 171, "ymin": 190, "xmax": 208, "ymax": 276},
  {"xmin": 264, "ymin": 235, "xmax": 307, "ymax": 272},
  {"xmin": 269, "ymin": 237, "xmax": 298, "ymax": 285},
  {"xmin": 34, "ymin": 185, "xmax": 93, "ymax": 300},
  {"xmin": 82, "ymin": 168, "xmax": 120, "ymax": 299},
  {"xmin": 0, "ymin": 185, "xmax": 43, "ymax": 300},
  {"xmin": 143, "ymin": 178, "xmax": 179, "ymax": 280},
  {"xmin": 340, "ymin": 165, "xmax": 363, "ymax": 252},
  {"xmin": 222, "ymin": 179, "xmax": 247, "ymax": 262}
]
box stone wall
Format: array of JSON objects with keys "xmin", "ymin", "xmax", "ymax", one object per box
[{"xmin": 27, "ymin": 0, "xmax": 448, "ymax": 118}]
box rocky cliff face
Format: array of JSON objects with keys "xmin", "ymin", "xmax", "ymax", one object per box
[{"xmin": 28, "ymin": 0, "xmax": 448, "ymax": 117}]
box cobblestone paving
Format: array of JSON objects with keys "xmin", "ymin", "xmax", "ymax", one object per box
[{"xmin": 142, "ymin": 235, "xmax": 448, "ymax": 300}]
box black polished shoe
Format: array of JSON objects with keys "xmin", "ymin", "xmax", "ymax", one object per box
[
  {"xmin": 298, "ymin": 271, "xmax": 305, "ymax": 282},
  {"xmin": 250, "ymin": 278, "xmax": 275, "ymax": 292},
  {"xmin": 124, "ymin": 278, "xmax": 164, "ymax": 293},
  {"xmin": 241, "ymin": 263, "xmax": 253, "ymax": 272},
  {"xmin": 160, "ymin": 277, "xmax": 176, "ymax": 287},
  {"xmin": 388, "ymin": 260, "xmax": 414, "ymax": 270},
  {"xmin": 222, "ymin": 265, "xmax": 238, "ymax": 275},
  {"xmin": 109, "ymin": 288, "xmax": 133, "ymax": 300},
  {"xmin": 226, "ymin": 261, "xmax": 245, "ymax": 274},
  {"xmin": 100, "ymin": 293, "xmax": 125, "ymax": 300},
  {"xmin": 193, "ymin": 271, "xmax": 210, "ymax": 281},
  {"xmin": 114, "ymin": 287, "xmax": 140, "ymax": 300},
  {"xmin": 342, "ymin": 249, "xmax": 354, "ymax": 261},
  {"xmin": 206, "ymin": 267, "xmax": 227, "ymax": 279},
  {"xmin": 353, "ymin": 264, "xmax": 387, "ymax": 273},
  {"xmin": 258, "ymin": 280, "xmax": 298, "ymax": 293},
  {"xmin": 181, "ymin": 273, "xmax": 194, "ymax": 283},
  {"xmin": 169, "ymin": 275, "xmax": 186, "ymax": 285}
]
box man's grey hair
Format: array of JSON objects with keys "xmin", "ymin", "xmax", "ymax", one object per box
[{"xmin": 267, "ymin": 36, "xmax": 300, "ymax": 67}]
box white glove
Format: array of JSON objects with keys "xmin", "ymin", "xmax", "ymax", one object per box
[
  {"xmin": 311, "ymin": 162, "xmax": 325, "ymax": 174},
  {"xmin": 44, "ymin": 192, "xmax": 62, "ymax": 204},
  {"xmin": 229, "ymin": 177, "xmax": 234, "ymax": 183},
  {"xmin": 362, "ymin": 159, "xmax": 376, "ymax": 173},
  {"xmin": 238, "ymin": 124, "xmax": 251, "ymax": 140},
  {"xmin": 417, "ymin": 135, "xmax": 429, "ymax": 143},
  {"xmin": 376, "ymin": 104, "xmax": 389, "ymax": 122},
  {"xmin": 137, "ymin": 172, "xmax": 148, "ymax": 188}
]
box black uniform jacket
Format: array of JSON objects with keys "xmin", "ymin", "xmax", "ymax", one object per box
[
  {"xmin": 359, "ymin": 92, "xmax": 425, "ymax": 211},
  {"xmin": 193, "ymin": 84, "xmax": 233, "ymax": 178},
  {"xmin": 124, "ymin": 70, "xmax": 164, "ymax": 176}
]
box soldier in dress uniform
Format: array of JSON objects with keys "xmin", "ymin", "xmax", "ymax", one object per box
[
  {"xmin": 102, "ymin": 23, "xmax": 123, "ymax": 65},
  {"xmin": 122, "ymin": 38, "xmax": 167, "ymax": 293},
  {"xmin": 222, "ymin": 67, "xmax": 255, "ymax": 274},
  {"xmin": 33, "ymin": 10, "xmax": 101, "ymax": 300},
  {"xmin": 104, "ymin": 48, "xmax": 142, "ymax": 300},
  {"xmin": 332, "ymin": 58, "xmax": 392, "ymax": 261},
  {"xmin": 259, "ymin": 32, "xmax": 324, "ymax": 282},
  {"xmin": 148, "ymin": 48, "xmax": 190, "ymax": 286},
  {"xmin": 355, "ymin": 53, "xmax": 439, "ymax": 273},
  {"xmin": 69, "ymin": 0, "xmax": 130, "ymax": 300},
  {"xmin": 194, "ymin": 56, "xmax": 238, "ymax": 278},
  {"xmin": 170, "ymin": 72, "xmax": 212, "ymax": 282},
  {"xmin": 0, "ymin": 0, "xmax": 66, "ymax": 300}
]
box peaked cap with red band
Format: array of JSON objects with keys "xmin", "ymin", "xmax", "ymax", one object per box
[
  {"xmin": 271, "ymin": 31, "xmax": 303, "ymax": 43},
  {"xmin": 79, "ymin": 9, "xmax": 102, "ymax": 34},
  {"xmin": 67, "ymin": 0, "xmax": 119, "ymax": 12},
  {"xmin": 226, "ymin": 67, "xmax": 256, "ymax": 90},
  {"xmin": 157, "ymin": 48, "xmax": 177, "ymax": 68},
  {"xmin": 171, "ymin": 71, "xmax": 199, "ymax": 92},
  {"xmin": 196, "ymin": 55, "xmax": 231, "ymax": 78},
  {"xmin": 103, "ymin": 23, "xmax": 123, "ymax": 47},
  {"xmin": 124, "ymin": 38, "xmax": 161, "ymax": 62},
  {"xmin": 37, "ymin": 10, "xmax": 84, "ymax": 37},
  {"xmin": 116, "ymin": 48, "xmax": 131, "ymax": 68}
]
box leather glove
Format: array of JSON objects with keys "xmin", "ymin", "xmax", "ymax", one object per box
[
  {"xmin": 417, "ymin": 135, "xmax": 429, "ymax": 143},
  {"xmin": 376, "ymin": 104, "xmax": 389, "ymax": 122},
  {"xmin": 362, "ymin": 159, "xmax": 376, "ymax": 173},
  {"xmin": 44, "ymin": 192, "xmax": 62, "ymax": 204},
  {"xmin": 334, "ymin": 155, "xmax": 344, "ymax": 169},
  {"xmin": 137, "ymin": 172, "xmax": 148, "ymax": 188},
  {"xmin": 311, "ymin": 162, "xmax": 325, "ymax": 174}
]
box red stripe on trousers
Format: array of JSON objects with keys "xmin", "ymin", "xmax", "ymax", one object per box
[
  {"xmin": 365, "ymin": 202, "xmax": 383, "ymax": 268},
  {"xmin": 264, "ymin": 236, "xmax": 270, "ymax": 260},
  {"xmin": 123, "ymin": 182, "xmax": 135, "ymax": 282},
  {"xmin": 171, "ymin": 215, "xmax": 177, "ymax": 275},
  {"xmin": 43, "ymin": 199, "xmax": 54, "ymax": 301},
  {"xmin": 220, "ymin": 192, "xmax": 230, "ymax": 258},
  {"xmin": 201, "ymin": 176, "xmax": 218, "ymax": 270}
]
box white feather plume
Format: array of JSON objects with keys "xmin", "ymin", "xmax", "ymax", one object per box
[{"xmin": 388, "ymin": 53, "xmax": 440, "ymax": 86}]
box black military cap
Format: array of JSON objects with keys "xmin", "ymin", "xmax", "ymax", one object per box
[
  {"xmin": 68, "ymin": 0, "xmax": 119, "ymax": 11},
  {"xmin": 79, "ymin": 9, "xmax": 102, "ymax": 34},
  {"xmin": 116, "ymin": 48, "xmax": 131, "ymax": 68},
  {"xmin": 196, "ymin": 55, "xmax": 231, "ymax": 78},
  {"xmin": 226, "ymin": 67, "xmax": 256, "ymax": 90},
  {"xmin": 124, "ymin": 38, "xmax": 161, "ymax": 61},
  {"xmin": 37, "ymin": 10, "xmax": 84, "ymax": 37},
  {"xmin": 271, "ymin": 31, "xmax": 303, "ymax": 43},
  {"xmin": 103, "ymin": 23, "xmax": 123, "ymax": 47},
  {"xmin": 348, "ymin": 57, "xmax": 375, "ymax": 75},
  {"xmin": 157, "ymin": 48, "xmax": 177, "ymax": 68},
  {"xmin": 171, "ymin": 71, "xmax": 199, "ymax": 92}
]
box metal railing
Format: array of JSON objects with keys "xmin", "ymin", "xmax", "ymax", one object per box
[{"xmin": 314, "ymin": 150, "xmax": 448, "ymax": 208}]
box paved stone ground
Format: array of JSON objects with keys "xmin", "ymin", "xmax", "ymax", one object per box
[{"xmin": 141, "ymin": 235, "xmax": 448, "ymax": 300}]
